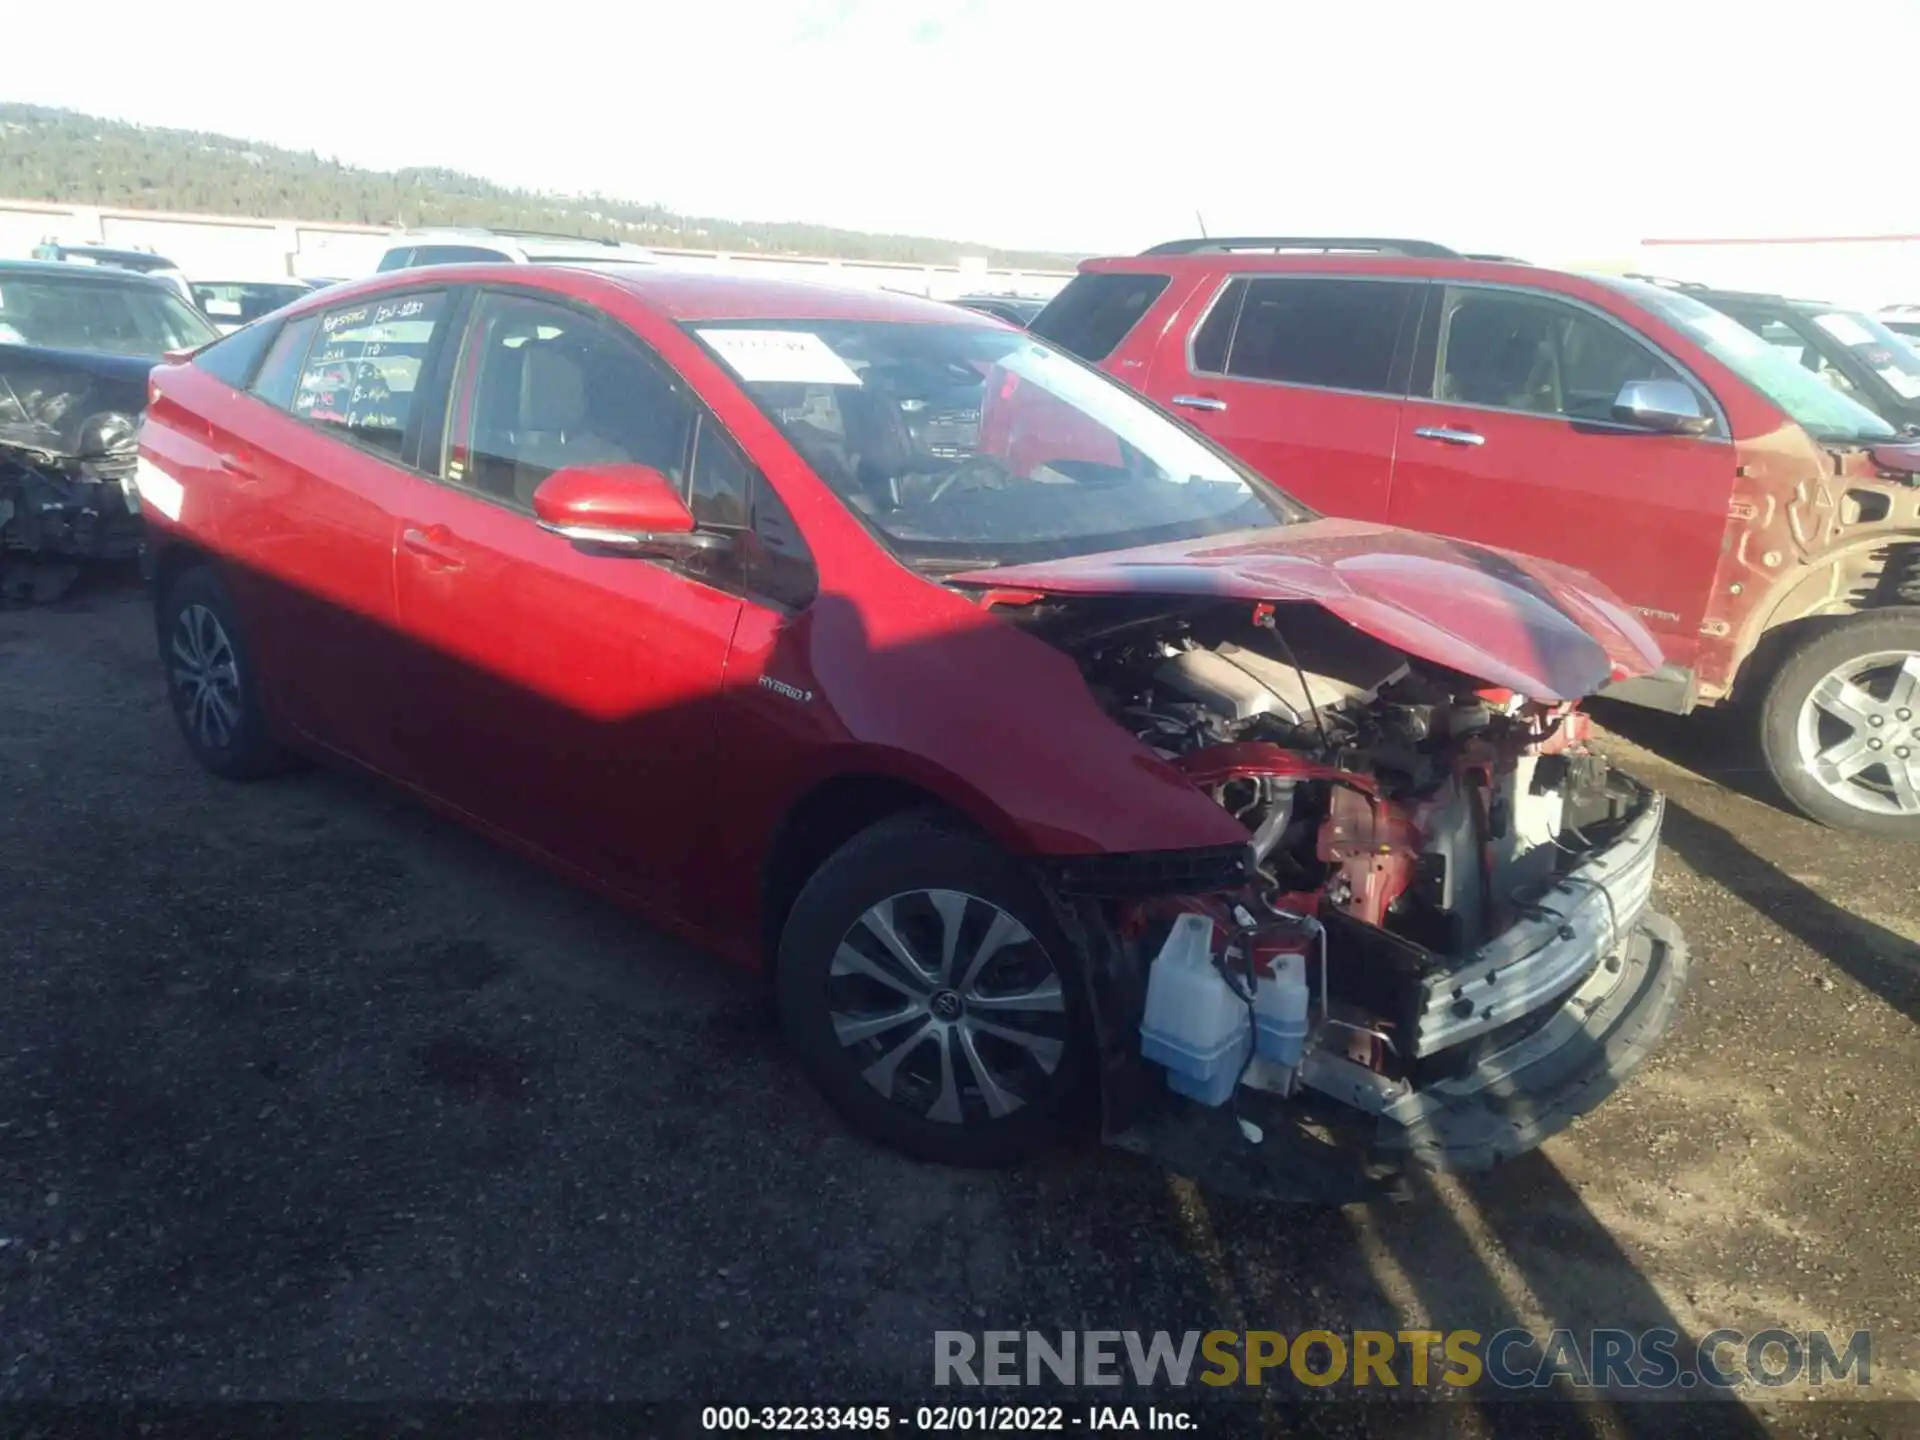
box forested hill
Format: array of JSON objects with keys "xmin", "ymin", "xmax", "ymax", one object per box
[{"xmin": 0, "ymin": 104, "xmax": 1084, "ymax": 270}]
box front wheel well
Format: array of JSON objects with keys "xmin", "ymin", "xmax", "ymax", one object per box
[
  {"xmin": 1727, "ymin": 604, "xmax": 1920, "ymax": 707},
  {"xmin": 757, "ymin": 775, "xmax": 975, "ymax": 967}
]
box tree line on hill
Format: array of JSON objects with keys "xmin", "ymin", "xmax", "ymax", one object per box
[{"xmin": 0, "ymin": 104, "xmax": 1083, "ymax": 270}]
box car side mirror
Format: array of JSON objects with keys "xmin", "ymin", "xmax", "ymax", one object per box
[
  {"xmin": 531, "ymin": 463, "xmax": 731, "ymax": 559},
  {"xmin": 1611, "ymin": 379, "xmax": 1712, "ymax": 435}
]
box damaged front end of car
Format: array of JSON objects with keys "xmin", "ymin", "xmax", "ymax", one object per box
[
  {"xmin": 974, "ymin": 569, "xmax": 1688, "ymax": 1197},
  {"xmin": 0, "ymin": 351, "xmax": 148, "ymax": 603}
]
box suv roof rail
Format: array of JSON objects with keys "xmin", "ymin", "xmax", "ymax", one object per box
[{"xmin": 1140, "ymin": 236, "xmax": 1460, "ymax": 258}]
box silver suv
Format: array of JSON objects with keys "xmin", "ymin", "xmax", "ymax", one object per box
[{"xmin": 373, "ymin": 228, "xmax": 657, "ymax": 272}]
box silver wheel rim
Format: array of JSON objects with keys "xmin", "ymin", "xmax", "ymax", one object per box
[
  {"xmin": 1795, "ymin": 648, "xmax": 1920, "ymax": 817},
  {"xmin": 827, "ymin": 889, "xmax": 1067, "ymax": 1125},
  {"xmin": 170, "ymin": 602, "xmax": 243, "ymax": 753}
]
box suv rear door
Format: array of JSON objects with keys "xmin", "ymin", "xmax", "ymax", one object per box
[
  {"xmin": 1388, "ymin": 283, "xmax": 1732, "ymax": 668},
  {"xmin": 1139, "ymin": 274, "xmax": 1421, "ymax": 520}
]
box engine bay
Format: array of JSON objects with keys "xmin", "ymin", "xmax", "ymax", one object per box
[{"xmin": 1019, "ymin": 595, "xmax": 1644, "ymax": 967}]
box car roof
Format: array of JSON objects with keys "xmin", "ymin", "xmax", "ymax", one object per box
[
  {"xmin": 383, "ymin": 228, "xmax": 650, "ymax": 255},
  {"xmin": 41, "ymin": 244, "xmax": 180, "ymax": 266},
  {"xmin": 593, "ymin": 267, "xmax": 994, "ymax": 323},
  {"xmin": 1673, "ymin": 287, "xmax": 1829, "ymax": 309},
  {"xmin": 300, "ymin": 263, "xmax": 988, "ymax": 325},
  {"xmin": 0, "ymin": 258, "xmax": 182, "ymax": 288},
  {"xmin": 1078, "ymin": 252, "xmax": 1544, "ymax": 283}
]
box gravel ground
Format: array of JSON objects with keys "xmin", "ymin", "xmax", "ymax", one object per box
[{"xmin": 0, "ymin": 574, "xmax": 1914, "ymax": 1431}]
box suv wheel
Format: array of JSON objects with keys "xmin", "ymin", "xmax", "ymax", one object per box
[
  {"xmin": 157, "ymin": 566, "xmax": 286, "ymax": 780},
  {"xmin": 775, "ymin": 811, "xmax": 1094, "ymax": 1166},
  {"xmin": 1758, "ymin": 611, "xmax": 1920, "ymax": 837}
]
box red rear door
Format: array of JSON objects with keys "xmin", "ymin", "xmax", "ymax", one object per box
[
  {"xmin": 166, "ymin": 291, "xmax": 460, "ymax": 773},
  {"xmin": 1139, "ymin": 274, "xmax": 1423, "ymax": 521},
  {"xmin": 385, "ymin": 288, "xmax": 742, "ymax": 917},
  {"xmin": 1387, "ymin": 283, "xmax": 1733, "ymax": 669}
]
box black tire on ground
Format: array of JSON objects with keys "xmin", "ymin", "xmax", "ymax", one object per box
[
  {"xmin": 156, "ymin": 565, "xmax": 287, "ymax": 781},
  {"xmin": 775, "ymin": 810, "xmax": 1096, "ymax": 1166},
  {"xmin": 1757, "ymin": 609, "xmax": 1920, "ymax": 839}
]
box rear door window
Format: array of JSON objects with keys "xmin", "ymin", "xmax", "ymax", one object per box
[
  {"xmin": 1028, "ymin": 272, "xmax": 1170, "ymax": 361},
  {"xmin": 292, "ymin": 292, "xmax": 450, "ymax": 458},
  {"xmin": 1221, "ymin": 277, "xmax": 1418, "ymax": 394}
]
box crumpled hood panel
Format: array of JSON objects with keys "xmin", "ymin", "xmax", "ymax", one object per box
[
  {"xmin": 952, "ymin": 518, "xmax": 1665, "ymax": 701},
  {"xmin": 0, "ymin": 344, "xmax": 153, "ymax": 461}
]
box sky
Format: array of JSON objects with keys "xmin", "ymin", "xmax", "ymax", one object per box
[{"xmin": 7, "ymin": 0, "xmax": 1917, "ymax": 262}]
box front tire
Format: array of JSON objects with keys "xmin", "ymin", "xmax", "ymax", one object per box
[
  {"xmin": 156, "ymin": 566, "xmax": 286, "ymax": 781},
  {"xmin": 775, "ymin": 811, "xmax": 1095, "ymax": 1166},
  {"xmin": 1757, "ymin": 611, "xmax": 1920, "ymax": 838}
]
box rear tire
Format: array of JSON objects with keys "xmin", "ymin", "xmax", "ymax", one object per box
[
  {"xmin": 156, "ymin": 566, "xmax": 287, "ymax": 781},
  {"xmin": 775, "ymin": 810, "xmax": 1095, "ymax": 1166},
  {"xmin": 1757, "ymin": 610, "xmax": 1920, "ymax": 839}
]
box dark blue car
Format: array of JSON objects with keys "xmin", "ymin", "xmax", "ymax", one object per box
[{"xmin": 0, "ymin": 260, "xmax": 219, "ymax": 601}]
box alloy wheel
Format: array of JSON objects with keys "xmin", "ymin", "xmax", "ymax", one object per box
[
  {"xmin": 1795, "ymin": 648, "xmax": 1920, "ymax": 817},
  {"xmin": 826, "ymin": 889, "xmax": 1068, "ymax": 1126},
  {"xmin": 170, "ymin": 602, "xmax": 244, "ymax": 753}
]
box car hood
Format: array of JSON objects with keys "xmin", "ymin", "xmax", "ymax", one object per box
[
  {"xmin": 0, "ymin": 342, "xmax": 159, "ymax": 388},
  {"xmin": 0, "ymin": 343, "xmax": 155, "ymax": 462},
  {"xmin": 950, "ymin": 518, "xmax": 1665, "ymax": 701}
]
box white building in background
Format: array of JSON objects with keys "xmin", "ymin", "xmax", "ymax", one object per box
[{"xmin": 0, "ymin": 196, "xmax": 1072, "ymax": 300}]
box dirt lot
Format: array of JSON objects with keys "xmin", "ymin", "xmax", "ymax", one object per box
[{"xmin": 1, "ymin": 574, "xmax": 1915, "ymax": 1427}]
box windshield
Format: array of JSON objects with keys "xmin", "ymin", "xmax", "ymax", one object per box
[
  {"xmin": 689, "ymin": 319, "xmax": 1301, "ymax": 566},
  {"xmin": 191, "ymin": 282, "xmax": 312, "ymax": 327},
  {"xmin": 1807, "ymin": 310, "xmax": 1920, "ymax": 403},
  {"xmin": 0, "ymin": 275, "xmax": 219, "ymax": 356},
  {"xmin": 1605, "ymin": 279, "xmax": 1897, "ymax": 442}
]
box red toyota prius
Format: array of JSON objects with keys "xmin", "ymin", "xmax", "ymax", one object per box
[{"xmin": 136, "ymin": 264, "xmax": 1687, "ymax": 1183}]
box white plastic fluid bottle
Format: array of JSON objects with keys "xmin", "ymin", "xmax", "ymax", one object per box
[
  {"xmin": 1138, "ymin": 913, "xmax": 1253, "ymax": 1106},
  {"xmin": 1253, "ymin": 951, "xmax": 1310, "ymax": 1070}
]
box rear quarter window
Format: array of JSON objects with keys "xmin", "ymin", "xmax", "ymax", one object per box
[
  {"xmin": 1028, "ymin": 272, "xmax": 1171, "ymax": 361},
  {"xmin": 191, "ymin": 321, "xmax": 280, "ymax": 389}
]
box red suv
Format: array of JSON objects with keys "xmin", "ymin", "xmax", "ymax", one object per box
[
  {"xmin": 135, "ymin": 264, "xmax": 1683, "ymax": 1180},
  {"xmin": 1032, "ymin": 237, "xmax": 1920, "ymax": 838}
]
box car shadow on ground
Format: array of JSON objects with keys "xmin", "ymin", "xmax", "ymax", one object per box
[
  {"xmin": 1587, "ymin": 699, "xmax": 1784, "ymax": 813},
  {"xmin": 1588, "ymin": 698, "xmax": 1920, "ymax": 1025},
  {"xmin": 1657, "ymin": 799, "xmax": 1919, "ymax": 1026}
]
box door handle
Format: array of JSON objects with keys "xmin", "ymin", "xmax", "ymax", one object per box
[
  {"xmin": 401, "ymin": 524, "xmax": 466, "ymax": 570},
  {"xmin": 1171, "ymin": 394, "xmax": 1228, "ymax": 413},
  {"xmin": 1413, "ymin": 426, "xmax": 1486, "ymax": 447},
  {"xmin": 217, "ymin": 449, "xmax": 260, "ymax": 485}
]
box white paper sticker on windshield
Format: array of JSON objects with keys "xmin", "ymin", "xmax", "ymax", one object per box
[
  {"xmin": 696, "ymin": 329, "xmax": 862, "ymax": 386},
  {"xmin": 1814, "ymin": 312, "xmax": 1876, "ymax": 347},
  {"xmin": 204, "ymin": 298, "xmax": 243, "ymax": 317}
]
